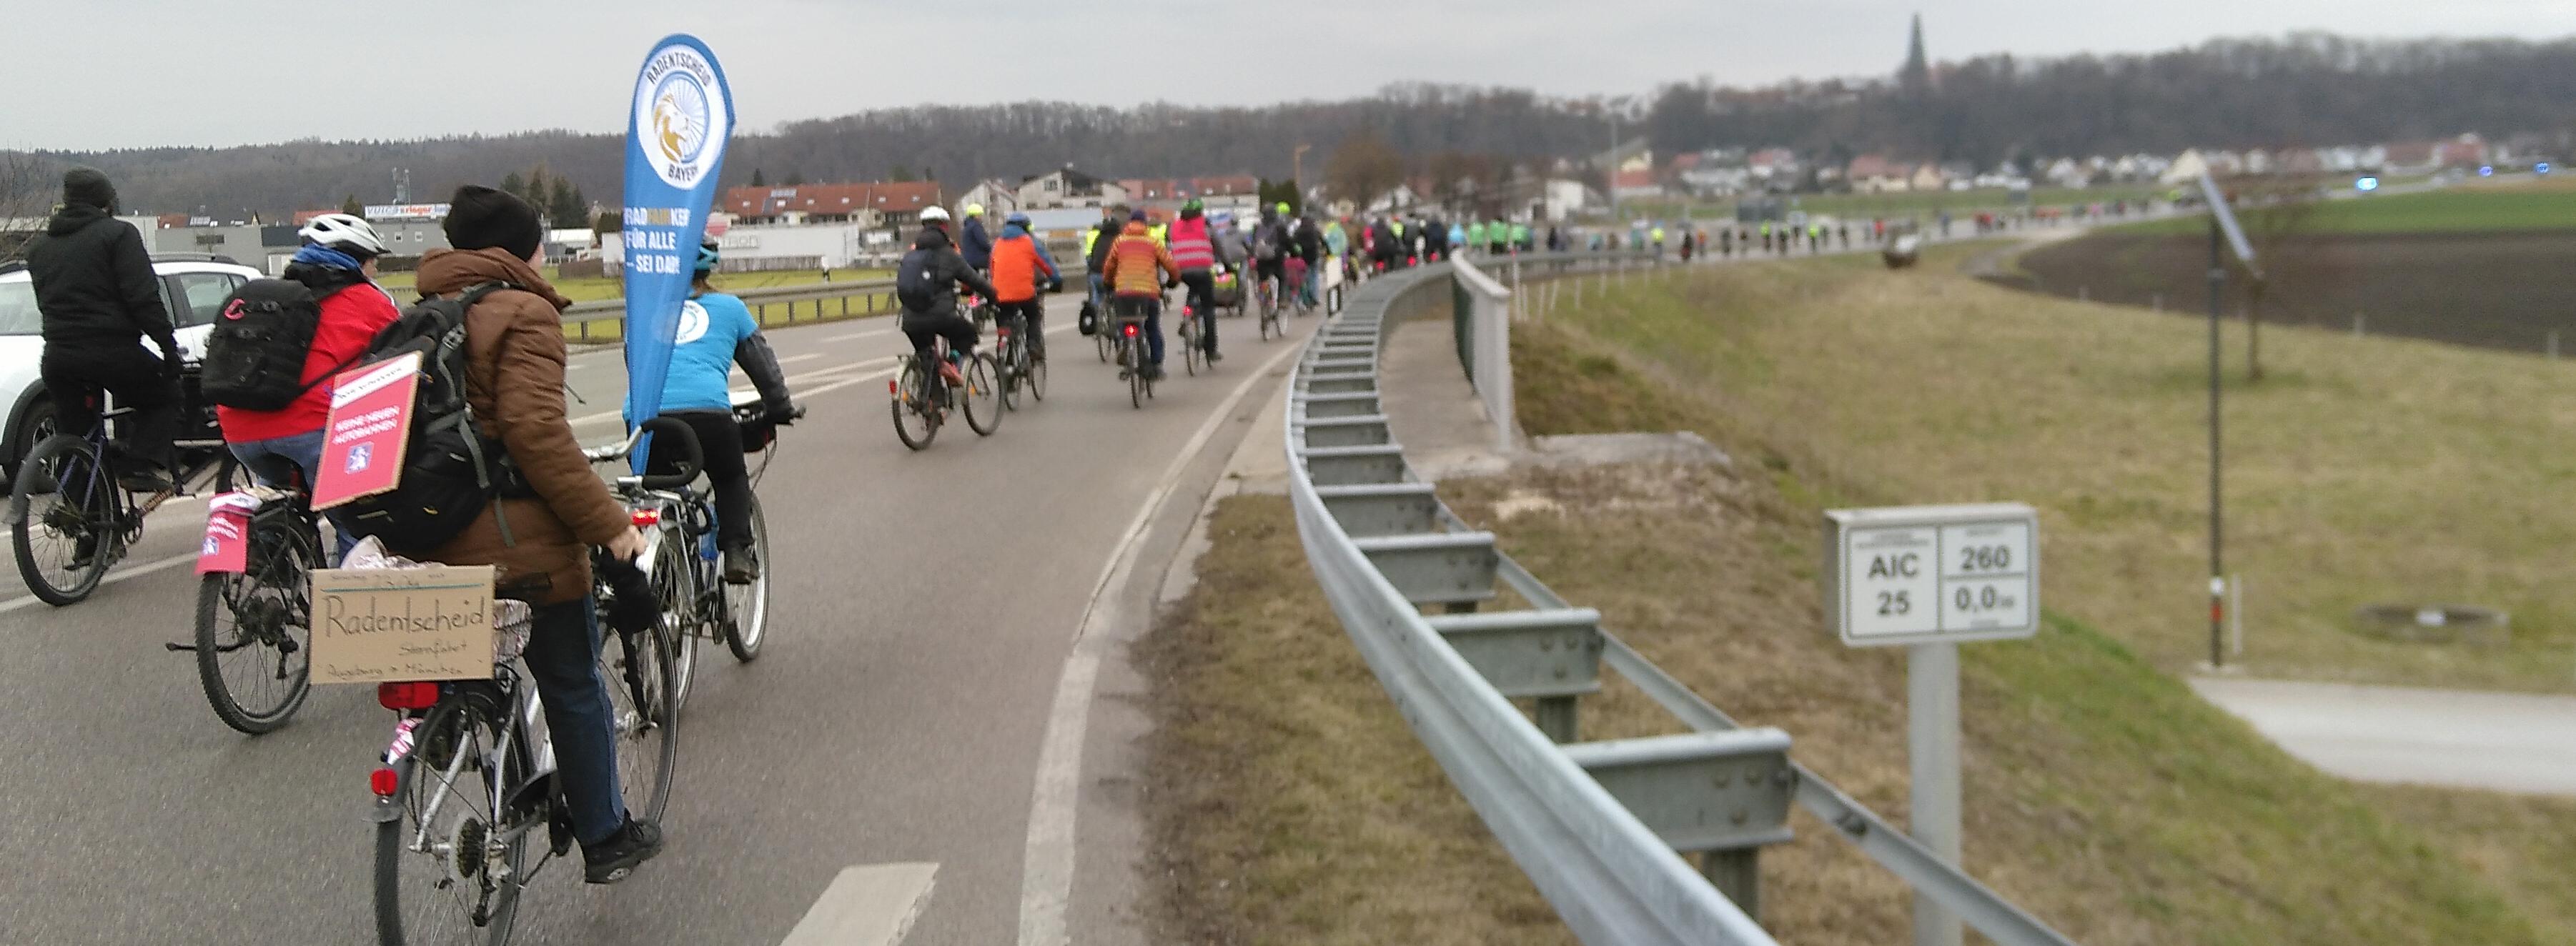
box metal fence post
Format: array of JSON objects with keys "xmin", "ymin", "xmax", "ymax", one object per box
[
  {"xmin": 1702, "ymin": 851, "xmax": 1760, "ymax": 922},
  {"xmin": 1911, "ymin": 642, "xmax": 1964, "ymax": 946},
  {"xmin": 1535, "ymin": 696, "xmax": 1579, "ymax": 743}
]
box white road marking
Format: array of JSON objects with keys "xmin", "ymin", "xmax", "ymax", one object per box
[
  {"xmin": 571, "ymin": 358, "xmax": 898, "ymax": 424},
  {"xmin": 780, "ymin": 862, "xmax": 938, "ymax": 946},
  {"xmin": 780, "ymin": 353, "xmax": 823, "ymax": 364},
  {"xmin": 825, "ymin": 328, "xmax": 891, "ymax": 342},
  {"xmin": 1019, "ymin": 328, "xmax": 1311, "ymax": 946},
  {"xmin": 0, "ymin": 551, "xmax": 200, "ymax": 615}
]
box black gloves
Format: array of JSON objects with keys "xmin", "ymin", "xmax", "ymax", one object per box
[
  {"xmin": 599, "ymin": 554, "xmax": 659, "ymax": 634},
  {"xmin": 766, "ymin": 402, "xmax": 805, "ymax": 426}
]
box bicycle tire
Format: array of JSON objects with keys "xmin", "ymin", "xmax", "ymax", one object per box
[
  {"xmin": 11, "ymin": 434, "xmax": 113, "ymax": 606},
  {"xmin": 723, "ymin": 495, "xmax": 768, "ymax": 662},
  {"xmin": 375, "ymin": 698, "xmax": 524, "ymax": 946},
  {"xmin": 891, "ymin": 359, "xmax": 936, "ymax": 451},
  {"xmin": 1127, "ymin": 339, "xmax": 1146, "ymax": 409},
  {"xmin": 192, "ymin": 519, "xmax": 317, "ymax": 735},
  {"xmin": 1026, "ymin": 346, "xmax": 1047, "ymax": 402},
  {"xmin": 962, "ymin": 353, "xmax": 1002, "ymax": 437},
  {"xmin": 1181, "ymin": 317, "xmax": 1200, "ymax": 377},
  {"xmin": 651, "ymin": 531, "xmax": 700, "ymax": 714},
  {"xmin": 999, "ymin": 336, "xmax": 1024, "ymax": 412},
  {"xmin": 602, "ymin": 604, "xmax": 679, "ymax": 823}
]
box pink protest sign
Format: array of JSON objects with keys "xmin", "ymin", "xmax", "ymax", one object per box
[
  {"xmin": 312, "ymin": 352, "xmax": 422, "ymax": 511},
  {"xmin": 196, "ymin": 492, "xmax": 260, "ymax": 574}
]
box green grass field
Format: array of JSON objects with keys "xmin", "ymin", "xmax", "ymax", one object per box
[
  {"xmin": 2115, "ymin": 181, "xmax": 2576, "ymax": 235},
  {"xmin": 1622, "ymin": 183, "xmax": 2174, "ymax": 224}
]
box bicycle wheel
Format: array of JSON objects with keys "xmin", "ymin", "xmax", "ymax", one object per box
[
  {"xmin": 891, "ymin": 359, "xmax": 936, "ymax": 451},
  {"xmin": 1025, "ymin": 343, "xmax": 1047, "ymax": 402},
  {"xmin": 1095, "ymin": 327, "xmax": 1111, "ymax": 362},
  {"xmin": 962, "ymin": 353, "xmax": 1002, "ymax": 437},
  {"xmin": 1181, "ymin": 317, "xmax": 1201, "ymax": 377},
  {"xmin": 999, "ymin": 337, "xmax": 1024, "ymax": 412},
  {"xmin": 601, "ymin": 597, "xmax": 678, "ymax": 823},
  {"xmin": 376, "ymin": 697, "xmax": 525, "ymax": 946},
  {"xmin": 1126, "ymin": 339, "xmax": 1146, "ymax": 409},
  {"xmin": 11, "ymin": 435, "xmax": 113, "ymax": 606},
  {"xmin": 650, "ymin": 532, "xmax": 700, "ymax": 713},
  {"xmin": 193, "ymin": 518, "xmax": 317, "ymax": 735},
  {"xmin": 723, "ymin": 496, "xmax": 768, "ymax": 662}
]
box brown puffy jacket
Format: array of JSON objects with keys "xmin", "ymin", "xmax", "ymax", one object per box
[{"xmin": 406, "ymin": 248, "xmax": 627, "ymax": 605}]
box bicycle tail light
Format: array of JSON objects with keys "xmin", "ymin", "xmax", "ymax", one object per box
[
  {"xmin": 630, "ymin": 508, "xmax": 662, "ymax": 528},
  {"xmin": 888, "ymin": 379, "xmax": 900, "ymax": 397},
  {"xmin": 377, "ymin": 682, "xmax": 440, "ymax": 710},
  {"xmin": 370, "ymin": 766, "xmax": 400, "ymax": 797},
  {"xmin": 1123, "ymin": 324, "xmax": 1138, "ymax": 338}
]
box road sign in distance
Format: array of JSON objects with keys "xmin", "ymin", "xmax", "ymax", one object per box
[{"xmin": 1824, "ymin": 503, "xmax": 2039, "ymax": 647}]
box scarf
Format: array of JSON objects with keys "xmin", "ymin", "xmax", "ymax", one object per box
[{"xmin": 291, "ymin": 244, "xmax": 365, "ymax": 272}]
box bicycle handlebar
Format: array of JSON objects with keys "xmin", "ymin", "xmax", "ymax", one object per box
[{"xmin": 584, "ymin": 416, "xmax": 703, "ymax": 490}]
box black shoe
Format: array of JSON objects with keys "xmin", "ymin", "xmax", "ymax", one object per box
[
  {"xmin": 118, "ymin": 469, "xmax": 174, "ymax": 494},
  {"xmin": 1145, "ymin": 365, "xmax": 1166, "ymax": 381},
  {"xmin": 583, "ymin": 817, "xmax": 664, "ymax": 884},
  {"xmin": 1206, "ymin": 349, "xmax": 1223, "ymax": 363},
  {"xmin": 722, "ymin": 544, "xmax": 761, "ymax": 585}
]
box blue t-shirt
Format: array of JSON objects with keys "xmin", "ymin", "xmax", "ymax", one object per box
[{"xmin": 647, "ymin": 292, "xmax": 759, "ymax": 417}]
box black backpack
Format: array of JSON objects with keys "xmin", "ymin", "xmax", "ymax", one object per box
[
  {"xmin": 335, "ymin": 282, "xmax": 519, "ymax": 552},
  {"xmin": 202, "ymin": 279, "xmax": 342, "ymax": 411},
  {"xmin": 894, "ymin": 247, "xmax": 939, "ymax": 312},
  {"xmin": 1252, "ymin": 224, "xmax": 1285, "ymax": 261}
]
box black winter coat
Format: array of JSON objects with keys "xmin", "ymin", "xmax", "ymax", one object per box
[
  {"xmin": 24, "ymin": 205, "xmax": 177, "ymax": 352},
  {"xmin": 896, "ymin": 227, "xmax": 994, "ymax": 327}
]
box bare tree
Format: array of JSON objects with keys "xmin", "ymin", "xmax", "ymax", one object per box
[
  {"xmin": 1324, "ymin": 129, "xmax": 1406, "ymax": 209},
  {"xmin": 0, "ymin": 151, "xmax": 54, "ymax": 262}
]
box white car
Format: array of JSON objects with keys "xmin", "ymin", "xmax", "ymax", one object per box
[{"xmin": 0, "ymin": 253, "xmax": 264, "ymax": 472}]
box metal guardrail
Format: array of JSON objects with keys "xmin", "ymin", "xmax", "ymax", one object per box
[{"xmin": 1282, "ymin": 254, "xmax": 2081, "ymax": 946}]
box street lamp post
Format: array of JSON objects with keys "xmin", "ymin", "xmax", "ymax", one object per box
[{"xmin": 1292, "ymin": 144, "xmax": 1312, "ymax": 207}]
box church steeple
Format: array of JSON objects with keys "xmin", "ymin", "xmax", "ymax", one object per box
[{"xmin": 1900, "ymin": 13, "xmax": 1931, "ymax": 94}]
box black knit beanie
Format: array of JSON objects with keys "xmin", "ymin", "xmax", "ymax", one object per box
[
  {"xmin": 444, "ymin": 184, "xmax": 543, "ymax": 261},
  {"xmin": 61, "ymin": 168, "xmax": 117, "ymax": 212}
]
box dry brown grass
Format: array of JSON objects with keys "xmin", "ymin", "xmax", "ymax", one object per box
[{"xmin": 1138, "ymin": 496, "xmax": 1572, "ymax": 946}]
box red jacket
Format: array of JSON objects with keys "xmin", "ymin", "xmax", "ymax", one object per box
[
  {"xmin": 989, "ymin": 234, "xmax": 1055, "ymax": 303},
  {"xmin": 1167, "ymin": 216, "xmax": 1219, "ymax": 271},
  {"xmin": 216, "ymin": 277, "xmax": 402, "ymax": 443}
]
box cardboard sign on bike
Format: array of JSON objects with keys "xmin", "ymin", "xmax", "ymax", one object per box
[
  {"xmin": 307, "ymin": 564, "xmax": 497, "ymax": 684},
  {"xmin": 311, "ymin": 351, "xmax": 422, "ymax": 510}
]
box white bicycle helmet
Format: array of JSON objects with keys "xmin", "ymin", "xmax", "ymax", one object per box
[
  {"xmin": 920, "ymin": 205, "xmax": 951, "ymax": 224},
  {"xmin": 297, "ymin": 212, "xmax": 387, "ymax": 257}
]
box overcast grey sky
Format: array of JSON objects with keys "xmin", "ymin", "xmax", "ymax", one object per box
[{"xmin": 4, "ymin": 0, "xmax": 2572, "ymax": 150}]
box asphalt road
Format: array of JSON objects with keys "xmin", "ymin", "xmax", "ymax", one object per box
[{"xmin": 0, "ymin": 289, "xmax": 1324, "ymax": 945}]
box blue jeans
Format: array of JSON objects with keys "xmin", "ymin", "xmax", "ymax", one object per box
[
  {"xmin": 229, "ymin": 429, "xmax": 357, "ymax": 561},
  {"xmin": 1113, "ymin": 296, "xmax": 1164, "ymax": 366},
  {"xmin": 1302, "ymin": 267, "xmax": 1322, "ymax": 307},
  {"xmin": 521, "ymin": 597, "xmax": 628, "ymax": 844}
]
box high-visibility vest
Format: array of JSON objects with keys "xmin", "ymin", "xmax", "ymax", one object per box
[
  {"xmin": 1082, "ymin": 228, "xmax": 1101, "ymax": 258},
  {"xmin": 1650, "ymin": 227, "xmax": 1665, "ymax": 242}
]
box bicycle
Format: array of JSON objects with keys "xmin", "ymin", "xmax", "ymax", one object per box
[
  {"xmin": 172, "ymin": 482, "xmax": 319, "ymax": 735},
  {"xmin": 611, "ymin": 406, "xmax": 794, "ymax": 672},
  {"xmin": 888, "ymin": 336, "xmax": 1000, "ymax": 450},
  {"xmin": 1177, "ymin": 303, "xmax": 1206, "ymax": 377},
  {"xmin": 8, "ymin": 395, "xmax": 237, "ymax": 606},
  {"xmin": 1255, "ymin": 271, "xmax": 1283, "ymax": 342},
  {"xmin": 370, "ymin": 426, "xmax": 690, "ymax": 944},
  {"xmin": 1111, "ymin": 297, "xmax": 1157, "ymax": 409},
  {"xmin": 996, "ymin": 311, "xmax": 1046, "ymax": 412}
]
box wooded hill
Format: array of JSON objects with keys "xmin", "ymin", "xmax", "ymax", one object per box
[{"xmin": 11, "ymin": 32, "xmax": 2571, "ymax": 219}]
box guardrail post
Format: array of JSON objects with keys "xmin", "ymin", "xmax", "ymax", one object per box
[
  {"xmin": 1702, "ymin": 851, "xmax": 1760, "ymax": 922},
  {"xmin": 1535, "ymin": 695, "xmax": 1577, "ymax": 743}
]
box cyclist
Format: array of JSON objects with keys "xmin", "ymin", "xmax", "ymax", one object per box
[
  {"xmin": 958, "ymin": 203, "xmax": 994, "ymax": 275},
  {"xmin": 214, "ymin": 213, "xmax": 402, "ymax": 561},
  {"xmin": 1098, "ymin": 209, "xmax": 1180, "ymax": 380},
  {"xmin": 1164, "ymin": 199, "xmax": 1225, "ymax": 363},
  {"xmin": 1084, "ymin": 204, "xmax": 1124, "ymax": 317},
  {"xmin": 989, "ymin": 211, "xmax": 1061, "ymax": 362},
  {"xmin": 411, "ymin": 184, "xmax": 658, "ymax": 882},
  {"xmin": 896, "ymin": 206, "xmax": 996, "ymax": 387},
  {"xmin": 1294, "ymin": 214, "xmax": 1324, "ymax": 308},
  {"xmin": 636, "ymin": 240, "xmax": 798, "ymax": 584},
  {"xmin": 1367, "ymin": 216, "xmax": 1402, "ymax": 273},
  {"xmin": 1247, "ymin": 203, "xmax": 1294, "ymax": 313},
  {"xmin": 21, "ymin": 168, "xmax": 183, "ymax": 494}
]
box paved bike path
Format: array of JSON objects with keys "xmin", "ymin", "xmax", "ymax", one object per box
[{"xmin": 0, "ymin": 293, "xmax": 1327, "ymax": 945}]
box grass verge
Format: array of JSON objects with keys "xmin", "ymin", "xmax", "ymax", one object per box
[
  {"xmin": 2112, "ymin": 182, "xmax": 2576, "ymax": 235},
  {"xmin": 1140, "ymin": 495, "xmax": 1572, "ymax": 946},
  {"xmin": 1525, "ymin": 247, "xmax": 2576, "ymax": 692}
]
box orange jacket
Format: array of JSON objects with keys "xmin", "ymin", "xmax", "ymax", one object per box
[
  {"xmin": 1100, "ymin": 221, "xmax": 1179, "ymax": 297},
  {"xmin": 990, "ymin": 233, "xmax": 1056, "ymax": 303}
]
